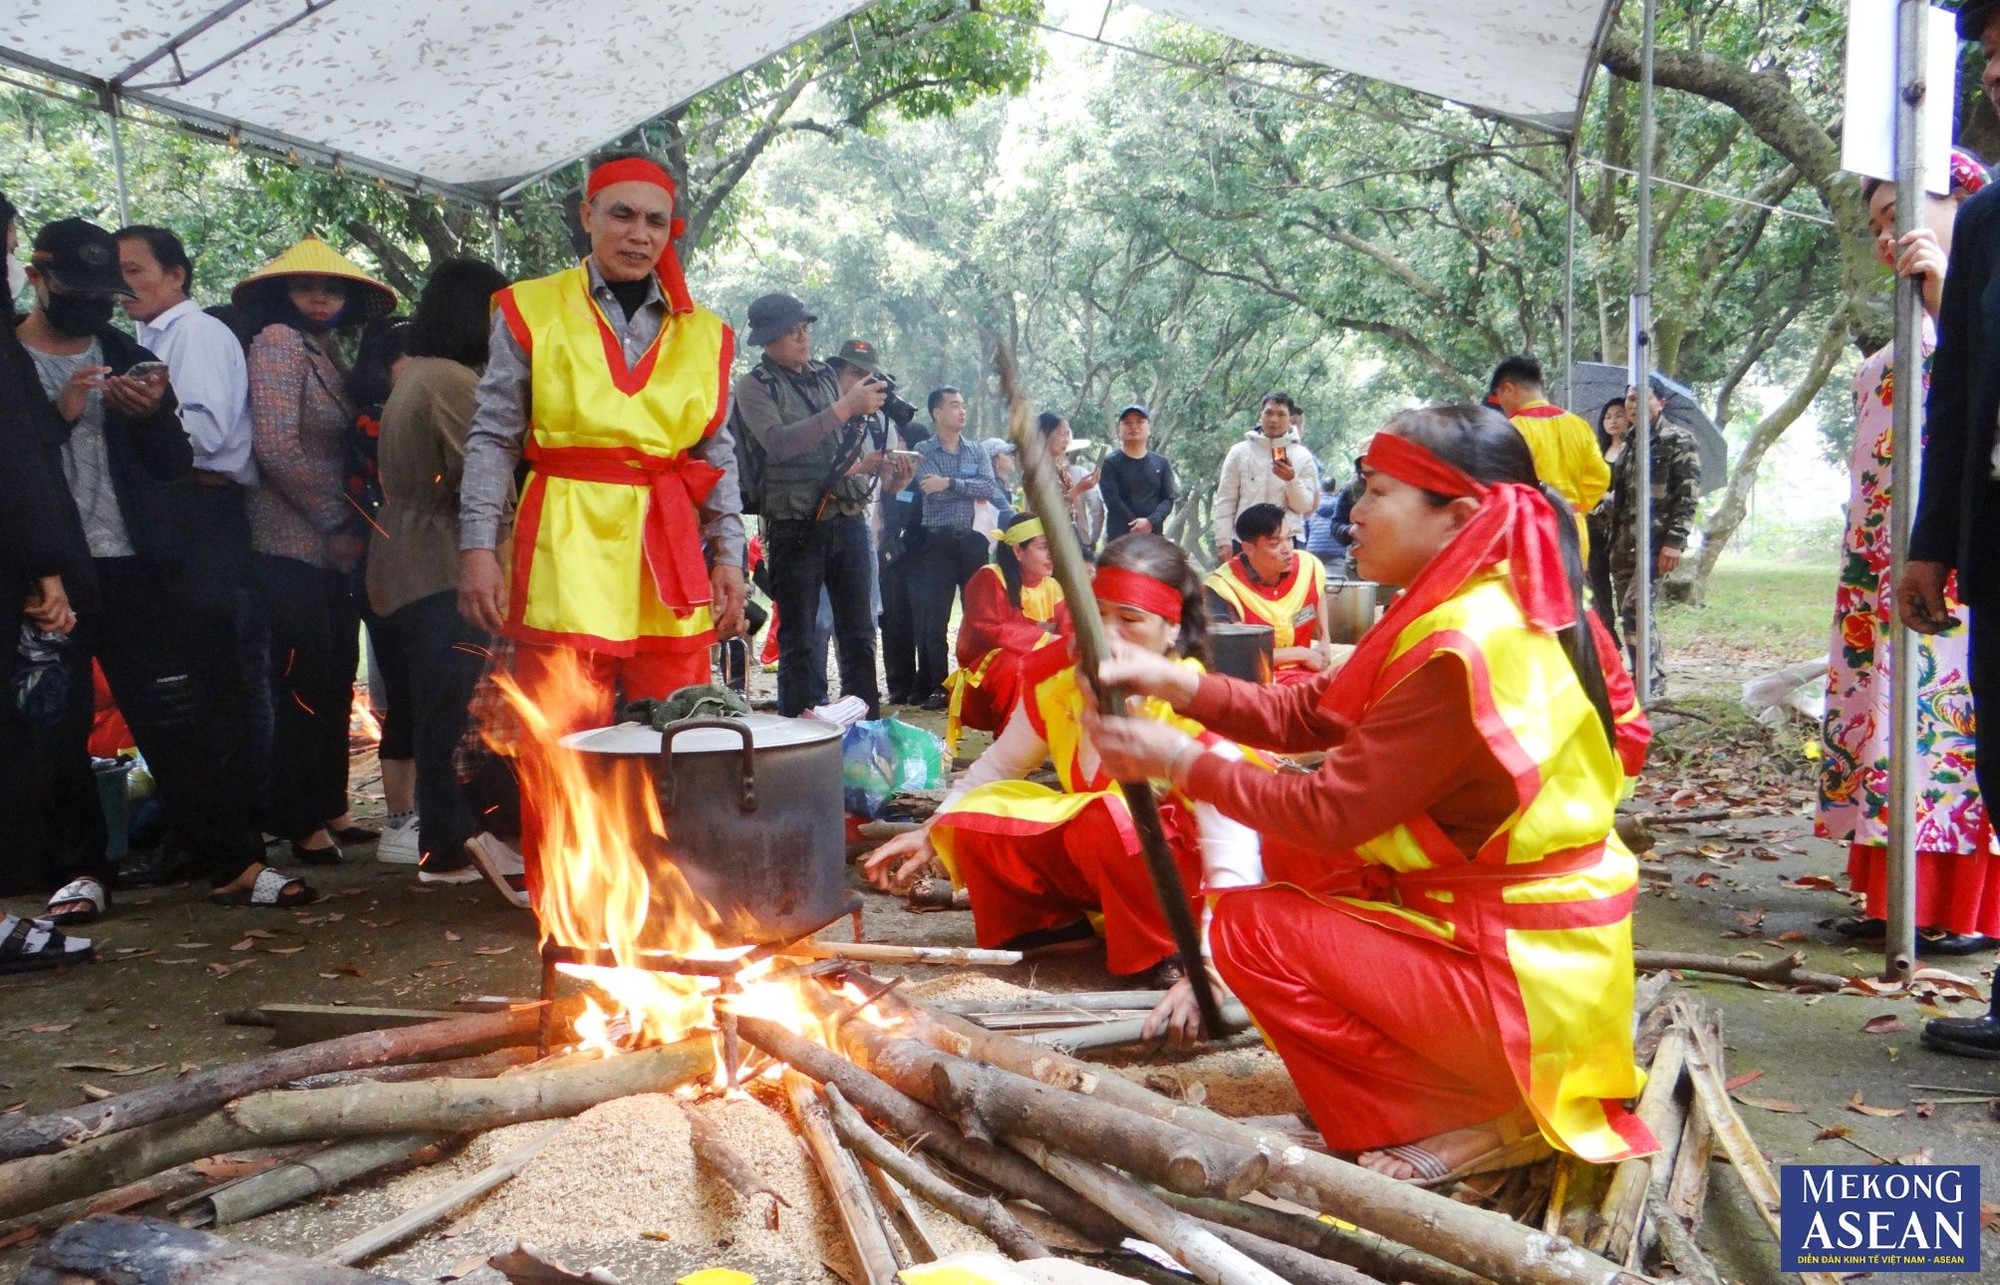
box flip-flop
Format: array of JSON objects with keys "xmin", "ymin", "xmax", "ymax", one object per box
[
  {"xmin": 1369, "ymin": 1114, "xmax": 1554, "ymax": 1187},
  {"xmin": 45, "ymin": 875, "xmax": 109, "ymax": 926},
  {"xmin": 209, "ymin": 867, "xmax": 317, "ymax": 908},
  {"xmin": 0, "ymin": 913, "xmax": 94, "ymax": 974}
]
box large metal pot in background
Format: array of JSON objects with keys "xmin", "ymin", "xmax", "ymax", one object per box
[
  {"xmin": 1209, "ymin": 622, "xmax": 1274, "ymax": 684},
  {"xmin": 560, "ymin": 714, "xmax": 858, "ymax": 946},
  {"xmin": 1324, "ymin": 579, "xmax": 1386, "ymax": 645}
]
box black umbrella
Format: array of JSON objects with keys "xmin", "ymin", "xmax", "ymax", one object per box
[{"xmin": 1564, "ymin": 362, "xmax": 1727, "ymax": 494}]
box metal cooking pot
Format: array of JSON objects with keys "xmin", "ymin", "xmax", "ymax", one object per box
[
  {"xmin": 560, "ymin": 714, "xmax": 859, "ymax": 946},
  {"xmin": 1324, "ymin": 579, "xmax": 1385, "ymax": 645},
  {"xmin": 1209, "ymin": 622, "xmax": 1274, "ymax": 684}
]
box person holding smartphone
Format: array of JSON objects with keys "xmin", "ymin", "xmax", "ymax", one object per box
[{"xmin": 1213, "ymin": 392, "xmax": 1318, "ymax": 561}]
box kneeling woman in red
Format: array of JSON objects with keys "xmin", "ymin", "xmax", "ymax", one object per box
[
  {"xmin": 944, "ymin": 515, "xmax": 1072, "ymax": 755},
  {"xmin": 866, "ymin": 534, "xmax": 1257, "ymax": 988},
  {"xmin": 1089, "ymin": 405, "xmax": 1658, "ymax": 1183}
]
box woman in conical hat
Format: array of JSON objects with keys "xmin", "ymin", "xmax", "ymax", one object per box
[
  {"xmin": 865, "ymin": 533, "xmax": 1262, "ymax": 1011},
  {"xmin": 942, "ymin": 513, "xmax": 1073, "ymax": 756},
  {"xmin": 235, "ymin": 238, "xmax": 396, "ymax": 899},
  {"xmin": 1087, "ymin": 405, "xmax": 1656, "ymax": 1184}
]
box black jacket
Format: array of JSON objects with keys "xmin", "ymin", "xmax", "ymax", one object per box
[
  {"xmin": 1, "ymin": 309, "xmax": 95, "ymax": 607},
  {"xmin": 1915, "ymin": 183, "xmax": 2000, "ymax": 607}
]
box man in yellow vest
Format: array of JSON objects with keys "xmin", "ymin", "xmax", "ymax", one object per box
[
  {"xmin": 1487, "ymin": 354, "xmax": 1608, "ymax": 554},
  {"xmin": 1204, "ymin": 502, "xmax": 1332, "ymax": 685},
  {"xmin": 459, "ymin": 150, "xmax": 747, "ymax": 726}
]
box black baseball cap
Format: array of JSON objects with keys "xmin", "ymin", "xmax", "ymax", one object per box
[
  {"xmin": 31, "ymin": 218, "xmax": 135, "ymax": 297},
  {"xmin": 745, "ymin": 292, "xmax": 816, "ymax": 346},
  {"xmin": 1116, "ymin": 403, "xmax": 1151, "ymax": 421},
  {"xmin": 1959, "ymin": 0, "xmax": 2000, "ymax": 39}
]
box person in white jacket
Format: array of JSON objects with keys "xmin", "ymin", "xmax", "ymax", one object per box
[{"xmin": 1213, "ymin": 392, "xmax": 1319, "ymax": 559}]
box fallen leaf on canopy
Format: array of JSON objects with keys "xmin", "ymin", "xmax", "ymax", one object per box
[
  {"xmin": 1733, "ymin": 1093, "xmax": 1807, "ymax": 1114},
  {"xmin": 1862, "ymin": 1014, "xmax": 1909, "ymax": 1035},
  {"xmin": 1845, "ymin": 1090, "xmax": 1904, "ymax": 1118}
]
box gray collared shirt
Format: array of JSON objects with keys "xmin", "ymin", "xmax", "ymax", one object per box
[{"xmin": 459, "ymin": 259, "xmax": 744, "ymax": 569}]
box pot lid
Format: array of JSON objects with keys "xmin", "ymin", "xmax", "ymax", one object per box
[{"xmin": 561, "ymin": 712, "xmax": 844, "ymax": 755}]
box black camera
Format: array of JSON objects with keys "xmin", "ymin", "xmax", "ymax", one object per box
[{"xmin": 868, "ymin": 373, "xmax": 918, "ymax": 429}]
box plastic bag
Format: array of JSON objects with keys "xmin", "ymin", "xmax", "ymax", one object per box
[
  {"xmin": 842, "ymin": 716, "xmax": 948, "ymax": 819},
  {"xmin": 13, "ymin": 623, "xmax": 70, "ymax": 726},
  {"xmin": 1741, "ymin": 656, "xmax": 1827, "ymax": 727}
]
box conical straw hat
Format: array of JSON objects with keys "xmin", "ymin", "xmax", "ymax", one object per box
[{"xmin": 231, "ymin": 235, "xmax": 397, "ymax": 321}]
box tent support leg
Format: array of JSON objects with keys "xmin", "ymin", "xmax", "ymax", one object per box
[
  {"xmin": 1562, "ymin": 146, "xmax": 1578, "ymax": 410},
  {"xmin": 105, "ymin": 94, "xmax": 131, "ymax": 226},
  {"xmin": 1631, "ymin": 0, "xmax": 1656, "ymax": 706}
]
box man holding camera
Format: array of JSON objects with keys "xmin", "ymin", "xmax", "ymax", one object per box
[
  {"xmin": 1213, "ymin": 392, "xmax": 1318, "ymax": 560},
  {"xmin": 734, "ymin": 296, "xmax": 892, "ymax": 717}
]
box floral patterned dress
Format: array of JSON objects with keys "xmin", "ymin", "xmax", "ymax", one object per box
[{"xmin": 1817, "ymin": 335, "xmax": 1997, "ymax": 934}]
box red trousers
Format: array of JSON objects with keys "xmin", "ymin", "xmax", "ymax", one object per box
[
  {"xmin": 941, "ymin": 795, "xmax": 1200, "ymax": 976},
  {"xmin": 510, "ymin": 641, "xmax": 709, "ymax": 902},
  {"xmin": 1211, "ymin": 885, "xmax": 1522, "ymax": 1151}
]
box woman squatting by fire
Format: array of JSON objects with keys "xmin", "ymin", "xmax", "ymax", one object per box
[
  {"xmin": 1074, "ymin": 404, "xmax": 1659, "ymax": 1184},
  {"xmin": 864, "ymin": 533, "xmax": 1263, "ymax": 1002}
]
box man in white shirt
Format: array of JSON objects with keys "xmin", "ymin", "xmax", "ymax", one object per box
[{"xmin": 116, "ymin": 224, "xmax": 271, "ymax": 861}]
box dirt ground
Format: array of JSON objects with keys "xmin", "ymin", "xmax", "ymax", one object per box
[{"xmin": 3, "ymin": 653, "xmax": 1997, "ymax": 1282}]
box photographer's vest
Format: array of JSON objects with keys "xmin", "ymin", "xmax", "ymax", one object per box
[
  {"xmin": 1250, "ymin": 570, "xmax": 1651, "ymax": 1163},
  {"xmin": 754, "ymin": 358, "xmax": 859, "ymax": 522},
  {"xmin": 1205, "ymin": 551, "xmax": 1324, "ymax": 652},
  {"xmin": 495, "ymin": 264, "xmax": 732, "ymax": 654}
]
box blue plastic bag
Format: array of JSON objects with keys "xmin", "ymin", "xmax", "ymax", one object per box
[{"xmin": 842, "ymin": 717, "xmax": 948, "ymax": 819}]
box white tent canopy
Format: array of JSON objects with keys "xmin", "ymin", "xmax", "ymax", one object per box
[{"xmin": 1, "ymin": 0, "xmax": 1616, "ymax": 202}]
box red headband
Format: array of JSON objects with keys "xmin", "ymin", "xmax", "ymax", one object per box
[
  {"xmin": 587, "ymin": 157, "xmax": 678, "ymax": 201},
  {"xmin": 584, "ymin": 158, "xmax": 694, "ymax": 315},
  {"xmin": 1362, "ymin": 430, "xmax": 1485, "ymax": 499},
  {"xmin": 1093, "ymin": 566, "xmax": 1183, "ymax": 625}
]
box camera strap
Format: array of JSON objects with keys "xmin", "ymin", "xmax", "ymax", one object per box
[{"xmin": 810, "ymin": 415, "xmax": 877, "ymax": 522}]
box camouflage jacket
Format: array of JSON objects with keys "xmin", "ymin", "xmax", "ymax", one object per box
[{"xmin": 1607, "ymin": 418, "xmax": 1701, "ymax": 553}]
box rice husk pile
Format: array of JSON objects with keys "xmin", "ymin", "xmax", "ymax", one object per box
[{"xmin": 905, "ymin": 974, "xmax": 1043, "ymax": 1005}]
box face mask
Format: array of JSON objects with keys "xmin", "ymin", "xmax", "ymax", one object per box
[
  {"xmin": 44, "ymin": 291, "xmax": 115, "ymax": 337},
  {"xmin": 6, "ymin": 256, "xmax": 25, "ymax": 302}
]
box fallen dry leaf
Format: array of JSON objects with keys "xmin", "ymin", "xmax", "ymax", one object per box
[
  {"xmin": 444, "ymin": 930, "xmax": 461, "ymax": 942},
  {"xmin": 1690, "ymin": 872, "xmax": 1719, "ymax": 888},
  {"xmin": 1783, "ymin": 875, "xmax": 1841, "ymax": 890},
  {"xmin": 110, "ymin": 1063, "xmax": 166, "ymax": 1078},
  {"xmin": 266, "ymin": 946, "xmax": 306, "ymax": 955},
  {"xmin": 205, "ymin": 960, "xmax": 254, "ymax": 979},
  {"xmin": 1813, "ymin": 1124, "xmax": 1853, "ymax": 1142},
  {"xmin": 229, "ymin": 938, "xmax": 256, "ymax": 952},
  {"xmin": 1915, "ymin": 1101, "xmax": 1935, "ymax": 1118},
  {"xmin": 76, "ymin": 1084, "xmax": 115, "ymax": 1101},
  {"xmin": 1983, "ymin": 1202, "xmax": 2000, "ymax": 1233},
  {"xmin": 439, "ymin": 1253, "xmax": 489, "ymax": 1282},
  {"xmin": 1733, "ymin": 1093, "xmax": 1807, "ymax": 1114},
  {"xmin": 1845, "ymin": 1090, "xmax": 1905, "ymax": 1118},
  {"xmin": 1775, "ymin": 930, "xmax": 1810, "ymax": 943},
  {"xmin": 27, "ymin": 1023, "xmax": 74, "ymax": 1034},
  {"xmin": 1861, "ymin": 1014, "xmax": 1909, "ymax": 1035},
  {"xmin": 1, "ymin": 1102, "xmax": 26, "ymax": 1114},
  {"xmin": 242, "ymin": 929, "xmax": 276, "ymax": 940},
  {"xmin": 57, "ymin": 1061, "xmax": 136, "ymax": 1073},
  {"xmin": 1724, "ymin": 1069, "xmax": 1765, "ymax": 1091},
  {"xmin": 473, "ymin": 946, "xmax": 514, "ymax": 956},
  {"xmin": 1895, "ymin": 1148, "xmax": 1934, "ymax": 1166}
]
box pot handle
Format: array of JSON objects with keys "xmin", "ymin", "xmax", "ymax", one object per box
[{"xmin": 656, "ymin": 718, "xmax": 758, "ymax": 815}]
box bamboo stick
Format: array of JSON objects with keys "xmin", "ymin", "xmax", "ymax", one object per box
[
  {"xmin": 1022, "ymin": 1004, "xmax": 1253, "ymax": 1054},
  {"xmin": 1591, "ymin": 1003, "xmax": 1692, "ymax": 1257},
  {"xmin": 1157, "ymin": 1193, "xmax": 1490, "ymax": 1285},
  {"xmin": 886, "ymin": 995, "xmax": 1640, "ymax": 1285},
  {"xmin": 1642, "ymin": 1192, "xmax": 1723, "ymax": 1285},
  {"xmin": 0, "ymin": 1149, "xmax": 302, "ymax": 1247},
  {"xmin": 1013, "ymin": 1139, "xmax": 1288, "ymax": 1285},
  {"xmin": 823, "ymin": 1083, "xmax": 1049, "ymax": 1260},
  {"xmin": 732, "ymin": 1012, "xmax": 1124, "ymax": 1245},
  {"xmin": 786, "ymin": 1074, "xmax": 900, "ymax": 1285},
  {"xmin": 934, "ymin": 990, "xmax": 1171, "ymax": 1014},
  {"xmin": 1633, "ymin": 949, "xmax": 1848, "ymax": 993},
  {"xmin": 184, "ymin": 1133, "xmax": 444, "ymax": 1227},
  {"xmin": 1194, "ymin": 1219, "xmax": 1384, "ymax": 1285},
  {"xmin": 797, "ymin": 941, "xmax": 1023, "ymax": 966},
  {"xmin": 861, "ymin": 1160, "xmax": 936, "ymax": 1265},
  {"xmin": 319, "ymin": 1122, "xmax": 566, "ymax": 1266}
]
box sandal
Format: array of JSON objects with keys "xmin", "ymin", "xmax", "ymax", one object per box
[
  {"xmin": 0, "ymin": 913, "xmax": 95, "ymax": 974},
  {"xmin": 209, "ymin": 866, "xmax": 317, "ymax": 908},
  {"xmin": 1368, "ymin": 1113, "xmax": 1553, "ymax": 1187},
  {"xmin": 327, "ymin": 823, "xmax": 380, "ymax": 844},
  {"xmin": 45, "ymin": 875, "xmax": 109, "ymax": 926}
]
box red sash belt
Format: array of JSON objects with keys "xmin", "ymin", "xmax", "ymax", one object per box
[
  {"xmin": 1329, "ymin": 843, "xmax": 1608, "ymax": 905},
  {"xmin": 525, "ymin": 442, "xmax": 721, "ymax": 611}
]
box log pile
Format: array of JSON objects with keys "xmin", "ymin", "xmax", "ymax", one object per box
[{"xmin": 0, "ymin": 969, "xmax": 1774, "ymax": 1285}]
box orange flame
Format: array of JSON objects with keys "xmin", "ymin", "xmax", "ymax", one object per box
[{"xmin": 489, "ymin": 649, "xmax": 841, "ymax": 1071}]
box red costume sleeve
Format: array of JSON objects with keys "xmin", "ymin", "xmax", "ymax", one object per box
[
  {"xmin": 1182, "ymin": 670, "xmax": 1348, "ymax": 754},
  {"xmin": 956, "ymin": 569, "xmax": 1053, "ymax": 669},
  {"xmin": 1182, "ymin": 655, "xmax": 1518, "ymax": 873}
]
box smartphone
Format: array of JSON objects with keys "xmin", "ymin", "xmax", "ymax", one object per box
[
  {"xmin": 889, "ymin": 450, "xmax": 923, "ymax": 464},
  {"xmin": 1270, "ymin": 444, "xmax": 1287, "ymax": 465},
  {"xmin": 125, "ymin": 361, "xmax": 168, "ymax": 378}
]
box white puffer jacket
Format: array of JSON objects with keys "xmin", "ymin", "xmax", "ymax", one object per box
[{"xmin": 1213, "ymin": 428, "xmax": 1320, "ymax": 549}]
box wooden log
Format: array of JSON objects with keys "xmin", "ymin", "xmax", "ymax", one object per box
[
  {"xmin": 1590, "ymin": 1002, "xmax": 1692, "ymax": 1258},
  {"xmin": 798, "ymin": 941, "xmax": 1023, "ymax": 966},
  {"xmin": 786, "ymin": 1075, "xmax": 900, "ymax": 1285},
  {"xmin": 1643, "ymin": 1192, "xmax": 1723, "ymax": 1285},
  {"xmin": 1632, "ymin": 949, "xmax": 1848, "ymax": 993},
  {"xmin": 684, "ymin": 1102, "xmax": 790, "ymax": 1229},
  {"xmin": 1014, "ymin": 1140, "xmax": 1287, "ymax": 1285},
  {"xmin": 0, "ymin": 1149, "xmax": 303, "ymax": 1249},
  {"xmin": 732, "ymin": 1013, "xmax": 1124, "ymax": 1245},
  {"xmin": 927, "ymin": 1052, "xmax": 1269, "ymax": 1199},
  {"xmin": 1156, "ymin": 1194, "xmax": 1490, "ymax": 1285},
  {"xmin": 285, "ymin": 1047, "xmax": 538, "ymax": 1091},
  {"xmin": 19, "ymin": 1214, "xmax": 408, "ymax": 1284},
  {"xmin": 320, "ymin": 1123, "xmax": 566, "ymax": 1266},
  {"xmin": 0, "ymin": 1040, "xmax": 710, "ymax": 1222},
  {"xmin": 934, "ymin": 991, "xmax": 1170, "ymax": 1014},
  {"xmin": 259, "ymin": 1004, "xmax": 463, "ymax": 1047},
  {"xmin": 861, "ymin": 1160, "xmax": 935, "ymax": 1265},
  {"xmin": 887, "ymin": 995, "xmax": 1645, "ymax": 1285},
  {"xmin": 1662, "ymin": 1101, "xmax": 1715, "ymax": 1235},
  {"xmin": 0, "ymin": 1001, "xmax": 562, "ymax": 1164},
  {"xmin": 1022, "ymin": 1005, "xmax": 1254, "ymax": 1055},
  {"xmin": 184, "ymin": 1133, "xmax": 444, "ymax": 1227},
  {"xmin": 905, "ymin": 878, "xmax": 969, "ymax": 911},
  {"xmin": 1195, "ymin": 1219, "xmax": 1383, "ymax": 1285},
  {"xmin": 823, "ymin": 1083, "xmax": 1048, "ymax": 1260}
]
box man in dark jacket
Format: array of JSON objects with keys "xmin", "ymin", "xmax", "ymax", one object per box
[
  {"xmin": 16, "ymin": 218, "xmax": 274, "ymax": 915},
  {"xmin": 1098, "ymin": 404, "xmax": 1177, "ymax": 541}
]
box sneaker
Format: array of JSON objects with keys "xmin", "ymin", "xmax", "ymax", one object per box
[
  {"xmin": 465, "ymin": 833, "xmax": 531, "ymax": 910},
  {"xmin": 376, "ymin": 816, "xmax": 420, "ymax": 864},
  {"xmin": 418, "ymin": 864, "xmax": 484, "ymax": 885}
]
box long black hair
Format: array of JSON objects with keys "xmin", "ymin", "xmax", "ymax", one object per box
[
  {"xmin": 410, "ymin": 258, "xmax": 508, "ymax": 368},
  {"xmin": 1382, "ymin": 404, "xmax": 1617, "ymax": 750},
  {"xmin": 1096, "ymin": 532, "xmax": 1210, "ymax": 669},
  {"xmin": 1594, "ymin": 397, "xmax": 1626, "ymax": 452},
  {"xmin": 344, "ymin": 316, "xmax": 412, "ymax": 410},
  {"xmin": 995, "ymin": 514, "xmax": 1039, "ymax": 610}
]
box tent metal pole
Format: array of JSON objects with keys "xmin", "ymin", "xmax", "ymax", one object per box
[
  {"xmin": 1882, "ymin": 0, "xmax": 1928, "ymax": 984},
  {"xmin": 102, "ymin": 90, "xmax": 132, "ymax": 226},
  {"xmin": 489, "ymin": 204, "xmax": 503, "ymax": 267},
  {"xmin": 1631, "ymin": 0, "xmax": 1656, "ymax": 704},
  {"xmin": 1563, "ymin": 144, "xmax": 1578, "ymax": 409}
]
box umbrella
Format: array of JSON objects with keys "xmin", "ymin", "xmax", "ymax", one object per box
[{"xmin": 1564, "ymin": 362, "xmax": 1727, "ymax": 494}]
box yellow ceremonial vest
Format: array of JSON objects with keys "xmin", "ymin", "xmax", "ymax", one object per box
[
  {"xmin": 1019, "ymin": 575, "xmax": 1063, "ymax": 624},
  {"xmin": 496, "ymin": 264, "xmax": 733, "ymax": 653},
  {"xmin": 1262, "ymin": 570, "xmax": 1649, "ymax": 1163},
  {"xmin": 1205, "ymin": 551, "xmax": 1323, "ymax": 650},
  {"xmin": 1509, "ymin": 402, "xmax": 1608, "ymax": 559}
]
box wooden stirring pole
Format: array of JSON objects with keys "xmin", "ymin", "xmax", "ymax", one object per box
[{"xmin": 992, "ymin": 344, "xmax": 1225, "ymax": 1039}]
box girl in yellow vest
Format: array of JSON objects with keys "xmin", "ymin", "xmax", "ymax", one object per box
[
  {"xmin": 1088, "ymin": 404, "xmax": 1658, "ymax": 1185},
  {"xmin": 864, "ymin": 534, "xmax": 1260, "ymax": 993},
  {"xmin": 942, "ymin": 514, "xmax": 1072, "ymax": 755}
]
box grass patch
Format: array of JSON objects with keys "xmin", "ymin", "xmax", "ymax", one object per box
[{"xmin": 1660, "ymin": 556, "xmax": 1833, "ymax": 662}]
